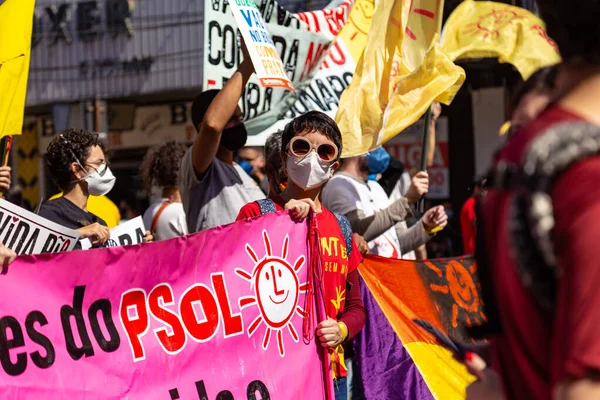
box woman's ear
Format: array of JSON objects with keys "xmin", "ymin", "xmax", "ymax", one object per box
[
  {"xmin": 71, "ymin": 162, "xmax": 84, "ymax": 181},
  {"xmin": 331, "ymin": 161, "xmax": 340, "ymax": 175}
]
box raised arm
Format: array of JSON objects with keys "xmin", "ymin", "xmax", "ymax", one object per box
[{"xmin": 192, "ymin": 47, "xmax": 254, "ymax": 175}]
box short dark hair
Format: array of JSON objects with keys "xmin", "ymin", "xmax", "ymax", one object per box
[
  {"xmin": 536, "ymin": 0, "xmax": 600, "ymax": 65},
  {"xmin": 265, "ymin": 130, "xmax": 283, "ymax": 174},
  {"xmin": 45, "ymin": 128, "xmax": 102, "ymax": 190},
  {"xmin": 281, "ymin": 111, "xmax": 343, "ymax": 160},
  {"xmin": 509, "ymin": 65, "xmax": 558, "ymax": 116},
  {"xmin": 140, "ymin": 141, "xmax": 188, "ymax": 194},
  {"xmin": 191, "ymin": 89, "xmax": 220, "ymax": 132}
]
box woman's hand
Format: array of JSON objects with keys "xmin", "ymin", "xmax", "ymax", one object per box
[
  {"xmin": 465, "ymin": 352, "xmax": 504, "ymax": 400},
  {"xmin": 284, "ymin": 198, "xmax": 319, "ymax": 220},
  {"xmin": 422, "ymin": 205, "xmax": 448, "ymax": 232},
  {"xmin": 316, "ymin": 317, "xmax": 345, "ymax": 348},
  {"xmin": 405, "ymin": 171, "xmax": 429, "ymax": 204},
  {"xmin": 0, "ymin": 242, "xmax": 16, "ymax": 271},
  {"xmin": 143, "ymin": 230, "xmax": 154, "ymax": 243},
  {"xmin": 0, "ymin": 166, "xmax": 11, "ymax": 192},
  {"xmin": 77, "ymin": 223, "xmax": 110, "ymax": 246},
  {"xmin": 353, "ymin": 233, "xmax": 369, "ymax": 256}
]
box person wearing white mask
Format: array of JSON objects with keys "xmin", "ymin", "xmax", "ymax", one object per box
[
  {"xmin": 237, "ymin": 111, "xmax": 366, "ymax": 400},
  {"xmin": 40, "ymin": 128, "xmax": 152, "ymax": 250}
]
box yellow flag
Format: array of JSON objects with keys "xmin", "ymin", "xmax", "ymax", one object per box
[
  {"xmin": 334, "ymin": 0, "xmax": 375, "ymax": 64},
  {"xmin": 0, "ymin": 0, "xmax": 35, "ymax": 138},
  {"xmin": 336, "ymin": 0, "xmax": 465, "ymax": 157},
  {"xmin": 442, "ymin": 0, "xmax": 560, "ymax": 79}
]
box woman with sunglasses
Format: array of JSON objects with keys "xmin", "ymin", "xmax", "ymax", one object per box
[
  {"xmin": 237, "ymin": 111, "xmax": 366, "ymax": 400},
  {"xmin": 40, "ymin": 128, "xmax": 151, "ymax": 250}
]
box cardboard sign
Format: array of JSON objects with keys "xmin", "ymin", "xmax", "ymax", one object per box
[
  {"xmin": 204, "ymin": 0, "xmax": 355, "ymax": 144},
  {"xmin": 229, "ymin": 0, "xmax": 294, "ymax": 90},
  {"xmin": 0, "ymin": 199, "xmax": 80, "ymax": 255},
  {"xmin": 0, "ymin": 212, "xmax": 331, "ymax": 399},
  {"xmin": 80, "ymin": 216, "xmax": 145, "ymax": 250}
]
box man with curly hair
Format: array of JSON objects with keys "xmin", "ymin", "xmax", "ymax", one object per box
[
  {"xmin": 180, "ymin": 42, "xmax": 264, "ymax": 233},
  {"xmin": 141, "ymin": 141, "xmax": 188, "ymax": 241}
]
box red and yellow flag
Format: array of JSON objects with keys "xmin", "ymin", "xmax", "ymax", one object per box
[
  {"xmin": 336, "ymin": 0, "xmax": 465, "ymax": 157},
  {"xmin": 441, "ymin": 0, "xmax": 560, "ymax": 79}
]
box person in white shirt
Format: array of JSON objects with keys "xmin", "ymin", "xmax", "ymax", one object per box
[
  {"xmin": 141, "ymin": 141, "xmax": 188, "ymax": 241},
  {"xmin": 322, "ymin": 148, "xmax": 448, "ymax": 258}
]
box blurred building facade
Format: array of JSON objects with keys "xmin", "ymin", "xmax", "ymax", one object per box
[{"xmin": 20, "ymin": 0, "xmax": 330, "ymax": 213}]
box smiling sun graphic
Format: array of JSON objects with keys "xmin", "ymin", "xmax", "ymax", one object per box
[{"xmin": 235, "ymin": 230, "xmax": 309, "ymax": 357}]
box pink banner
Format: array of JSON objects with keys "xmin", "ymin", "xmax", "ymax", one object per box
[{"xmin": 0, "ymin": 212, "xmax": 332, "ymax": 399}]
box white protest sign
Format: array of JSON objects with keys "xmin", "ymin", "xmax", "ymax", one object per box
[
  {"xmin": 0, "ymin": 199, "xmax": 80, "ymax": 255},
  {"xmin": 229, "ymin": 0, "xmax": 294, "ymax": 90},
  {"xmin": 204, "ymin": 0, "xmax": 356, "ymax": 143},
  {"xmin": 80, "ymin": 216, "xmax": 146, "ymax": 250}
]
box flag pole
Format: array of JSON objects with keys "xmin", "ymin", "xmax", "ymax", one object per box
[{"xmin": 417, "ymin": 107, "xmax": 432, "ymax": 213}]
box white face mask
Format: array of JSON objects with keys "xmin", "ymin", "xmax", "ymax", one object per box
[
  {"xmin": 286, "ymin": 152, "xmax": 332, "ymax": 190},
  {"xmin": 77, "ymin": 163, "xmax": 116, "ymax": 196}
]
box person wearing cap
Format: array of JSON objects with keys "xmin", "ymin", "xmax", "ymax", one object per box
[{"xmin": 180, "ymin": 44, "xmax": 264, "ymax": 233}]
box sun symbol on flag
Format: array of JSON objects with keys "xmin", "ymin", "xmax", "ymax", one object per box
[
  {"xmin": 235, "ymin": 230, "xmax": 309, "ymax": 357},
  {"xmin": 405, "ymin": 0, "xmax": 436, "ymax": 41},
  {"xmin": 425, "ymin": 259, "xmax": 486, "ymax": 329},
  {"xmin": 463, "ymin": 8, "xmax": 525, "ymax": 40}
]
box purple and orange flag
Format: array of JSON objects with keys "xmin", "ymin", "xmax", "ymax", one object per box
[{"xmin": 356, "ymin": 255, "xmax": 482, "ymax": 399}]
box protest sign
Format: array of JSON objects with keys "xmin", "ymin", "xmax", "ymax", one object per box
[
  {"xmin": 0, "ymin": 212, "xmax": 332, "ymax": 399},
  {"xmin": 80, "ymin": 216, "xmax": 146, "ymax": 250},
  {"xmin": 229, "ymin": 0, "xmax": 294, "ymax": 90},
  {"xmin": 203, "ymin": 0, "xmax": 357, "ymax": 145},
  {"xmin": 0, "ymin": 199, "xmax": 79, "ymax": 255}
]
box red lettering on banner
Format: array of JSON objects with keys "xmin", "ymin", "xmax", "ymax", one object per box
[
  {"xmin": 322, "ymin": 9, "xmax": 345, "ymax": 35},
  {"xmin": 119, "ymin": 273, "xmax": 246, "ymax": 361},
  {"xmin": 309, "ymin": 11, "xmax": 321, "ymax": 32},
  {"xmin": 298, "ymin": 13, "xmax": 310, "ymax": 31},
  {"xmin": 179, "ymin": 284, "xmax": 220, "ymax": 342},
  {"xmin": 301, "ymin": 42, "xmax": 329, "ymax": 81},
  {"xmin": 211, "ymin": 273, "xmax": 244, "ymax": 338},
  {"xmin": 119, "ymin": 289, "xmax": 150, "ymax": 362},
  {"xmin": 326, "ymin": 42, "xmax": 346, "ymax": 67},
  {"xmin": 148, "ymin": 284, "xmax": 187, "ymax": 355}
]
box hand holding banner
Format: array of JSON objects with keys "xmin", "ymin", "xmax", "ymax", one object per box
[
  {"xmin": 80, "ymin": 216, "xmax": 146, "ymax": 250},
  {"xmin": 229, "ymin": 0, "xmax": 295, "ymax": 91},
  {"xmin": 0, "ymin": 199, "xmax": 80, "ymax": 255}
]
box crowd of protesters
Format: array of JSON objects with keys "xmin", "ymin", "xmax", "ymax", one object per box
[{"xmin": 0, "ymin": 0, "xmax": 598, "ymax": 398}]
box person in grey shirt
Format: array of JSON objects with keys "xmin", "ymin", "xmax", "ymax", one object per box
[{"xmin": 180, "ymin": 45, "xmax": 264, "ymax": 233}]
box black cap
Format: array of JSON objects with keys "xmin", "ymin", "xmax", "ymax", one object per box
[{"xmin": 191, "ymin": 89, "xmax": 220, "ymax": 132}]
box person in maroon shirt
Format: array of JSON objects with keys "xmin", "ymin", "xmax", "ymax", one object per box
[
  {"xmin": 237, "ymin": 111, "xmax": 366, "ymax": 400},
  {"xmin": 467, "ymin": 1, "xmax": 600, "ymax": 399}
]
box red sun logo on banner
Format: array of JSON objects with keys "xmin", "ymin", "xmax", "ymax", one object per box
[
  {"xmin": 235, "ymin": 231, "xmax": 309, "ymax": 357},
  {"xmin": 405, "ymin": 0, "xmax": 436, "ymax": 41},
  {"xmin": 463, "ymin": 8, "xmax": 526, "ymax": 40}
]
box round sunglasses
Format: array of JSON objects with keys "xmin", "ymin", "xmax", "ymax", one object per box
[{"xmin": 287, "ymin": 137, "xmax": 338, "ymax": 162}]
